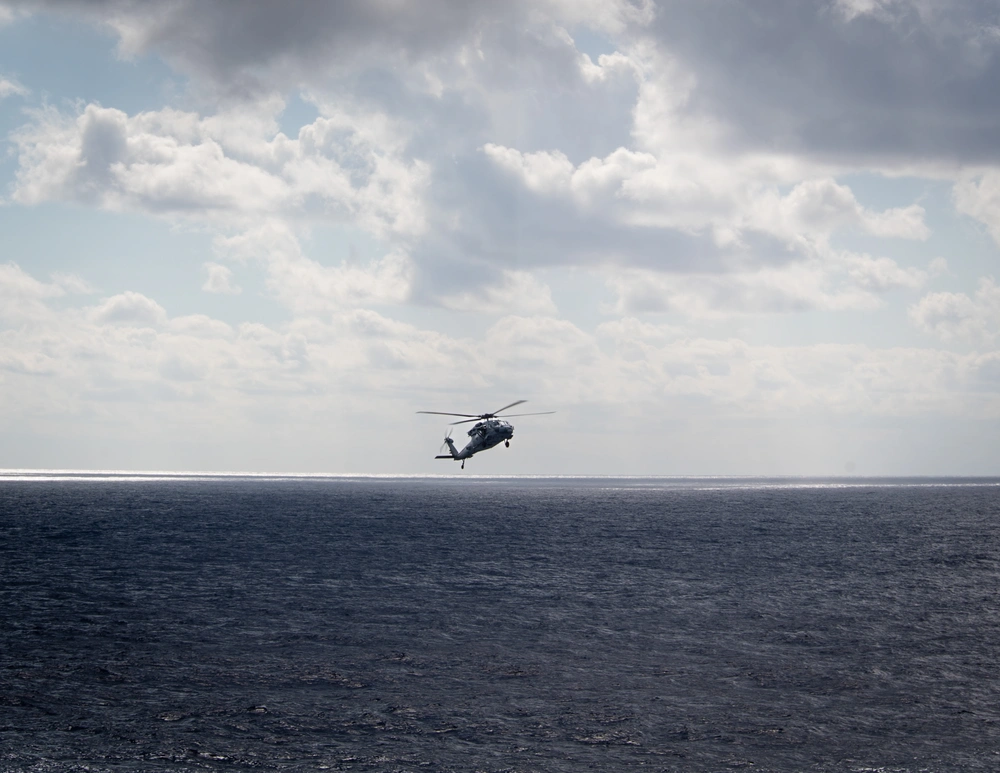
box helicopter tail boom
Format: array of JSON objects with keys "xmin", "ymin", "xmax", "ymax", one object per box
[{"xmin": 435, "ymin": 436, "xmax": 461, "ymax": 460}]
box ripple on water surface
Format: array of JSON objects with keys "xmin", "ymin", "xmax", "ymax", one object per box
[{"xmin": 2, "ymin": 476, "xmax": 1000, "ymax": 772}]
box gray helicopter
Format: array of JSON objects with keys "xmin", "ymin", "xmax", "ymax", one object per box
[{"xmin": 417, "ymin": 400, "xmax": 555, "ymax": 469}]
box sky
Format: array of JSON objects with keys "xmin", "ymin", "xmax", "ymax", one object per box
[{"xmin": 1, "ymin": 0, "xmax": 999, "ymax": 476}]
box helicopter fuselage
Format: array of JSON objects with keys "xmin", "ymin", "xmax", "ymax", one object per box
[
  {"xmin": 437, "ymin": 419, "xmax": 515, "ymax": 467},
  {"xmin": 458, "ymin": 418, "xmax": 514, "ymax": 458}
]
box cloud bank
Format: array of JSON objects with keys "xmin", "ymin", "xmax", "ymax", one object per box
[{"xmin": 1, "ymin": 0, "xmax": 999, "ymax": 472}]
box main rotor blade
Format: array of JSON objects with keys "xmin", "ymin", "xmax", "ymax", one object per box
[
  {"xmin": 416, "ymin": 411, "xmax": 479, "ymax": 418},
  {"xmin": 499, "ymin": 411, "xmax": 556, "ymax": 418},
  {"xmin": 449, "ymin": 417, "xmax": 481, "ymax": 425},
  {"xmin": 491, "ymin": 399, "xmax": 527, "ymax": 415}
]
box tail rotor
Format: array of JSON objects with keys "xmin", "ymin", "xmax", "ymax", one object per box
[{"xmin": 434, "ymin": 429, "xmax": 459, "ymax": 461}]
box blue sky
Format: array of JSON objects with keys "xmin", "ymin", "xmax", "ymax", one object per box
[{"xmin": 1, "ymin": 0, "xmax": 999, "ymax": 474}]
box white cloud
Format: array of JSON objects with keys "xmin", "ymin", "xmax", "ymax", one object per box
[
  {"xmin": 168, "ymin": 314, "xmax": 234, "ymax": 339},
  {"xmin": 842, "ymin": 253, "xmax": 925, "ymax": 292},
  {"xmin": 577, "ymin": 50, "xmax": 640, "ymax": 85},
  {"xmin": 773, "ymin": 178, "xmax": 929, "ymax": 241},
  {"xmin": 544, "ymin": 0, "xmax": 656, "ymax": 35},
  {"xmin": 0, "ymin": 75, "xmax": 27, "ymax": 98},
  {"xmin": 2, "ymin": 257, "xmax": 999, "ymax": 473},
  {"xmin": 604, "ymin": 245, "xmax": 926, "ymax": 319},
  {"xmin": 477, "ymin": 314, "xmax": 999, "ymax": 419},
  {"xmin": 0, "ymin": 262, "xmax": 64, "ymax": 323},
  {"xmin": 438, "ymin": 270, "xmax": 557, "ymax": 315},
  {"xmin": 483, "ymin": 315, "xmax": 609, "ymax": 402},
  {"xmin": 909, "ymin": 278, "xmax": 1000, "ymax": 342},
  {"xmin": 483, "ymin": 144, "xmax": 575, "ymax": 195},
  {"xmin": 12, "ymin": 102, "xmax": 430, "ymax": 237},
  {"xmin": 202, "ymin": 262, "xmax": 241, "ymax": 295},
  {"xmin": 834, "ymin": 0, "xmax": 897, "ymax": 22},
  {"xmin": 929, "ymin": 257, "xmax": 949, "ymax": 277},
  {"xmin": 0, "ymin": 349, "xmax": 57, "ymax": 377},
  {"xmin": 593, "ymin": 322, "xmax": 997, "ymax": 418},
  {"xmin": 606, "ymin": 264, "xmax": 875, "ymax": 318},
  {"xmin": 973, "ymin": 351, "xmax": 1000, "ymax": 387},
  {"xmin": 6, "ymin": 261, "xmax": 981, "ymax": 422},
  {"xmin": 480, "ymin": 137, "xmax": 931, "ymax": 319},
  {"xmin": 50, "ymin": 272, "xmax": 96, "ymax": 294},
  {"xmin": 954, "ymin": 171, "xmax": 1000, "ymax": 245},
  {"xmin": 483, "ymin": 144, "xmax": 928, "ymax": 263},
  {"xmin": 215, "ymin": 221, "xmax": 413, "ymax": 312},
  {"xmin": 90, "ymin": 291, "xmax": 167, "ymax": 328},
  {"xmin": 595, "ymin": 316, "xmax": 683, "ymax": 344}
]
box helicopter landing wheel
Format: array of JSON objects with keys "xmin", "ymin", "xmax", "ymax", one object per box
[{"xmin": 505, "ymin": 440, "xmax": 510, "ymax": 448}]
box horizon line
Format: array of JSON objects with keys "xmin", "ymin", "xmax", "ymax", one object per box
[{"xmin": 2, "ymin": 469, "xmax": 1000, "ymax": 483}]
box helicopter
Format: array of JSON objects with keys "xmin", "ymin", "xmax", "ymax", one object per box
[{"xmin": 417, "ymin": 400, "xmax": 555, "ymax": 469}]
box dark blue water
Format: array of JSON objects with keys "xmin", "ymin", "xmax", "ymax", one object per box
[{"xmin": 2, "ymin": 475, "xmax": 1000, "ymax": 772}]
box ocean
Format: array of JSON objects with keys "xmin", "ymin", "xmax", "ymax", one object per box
[{"xmin": 2, "ymin": 474, "xmax": 1000, "ymax": 772}]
